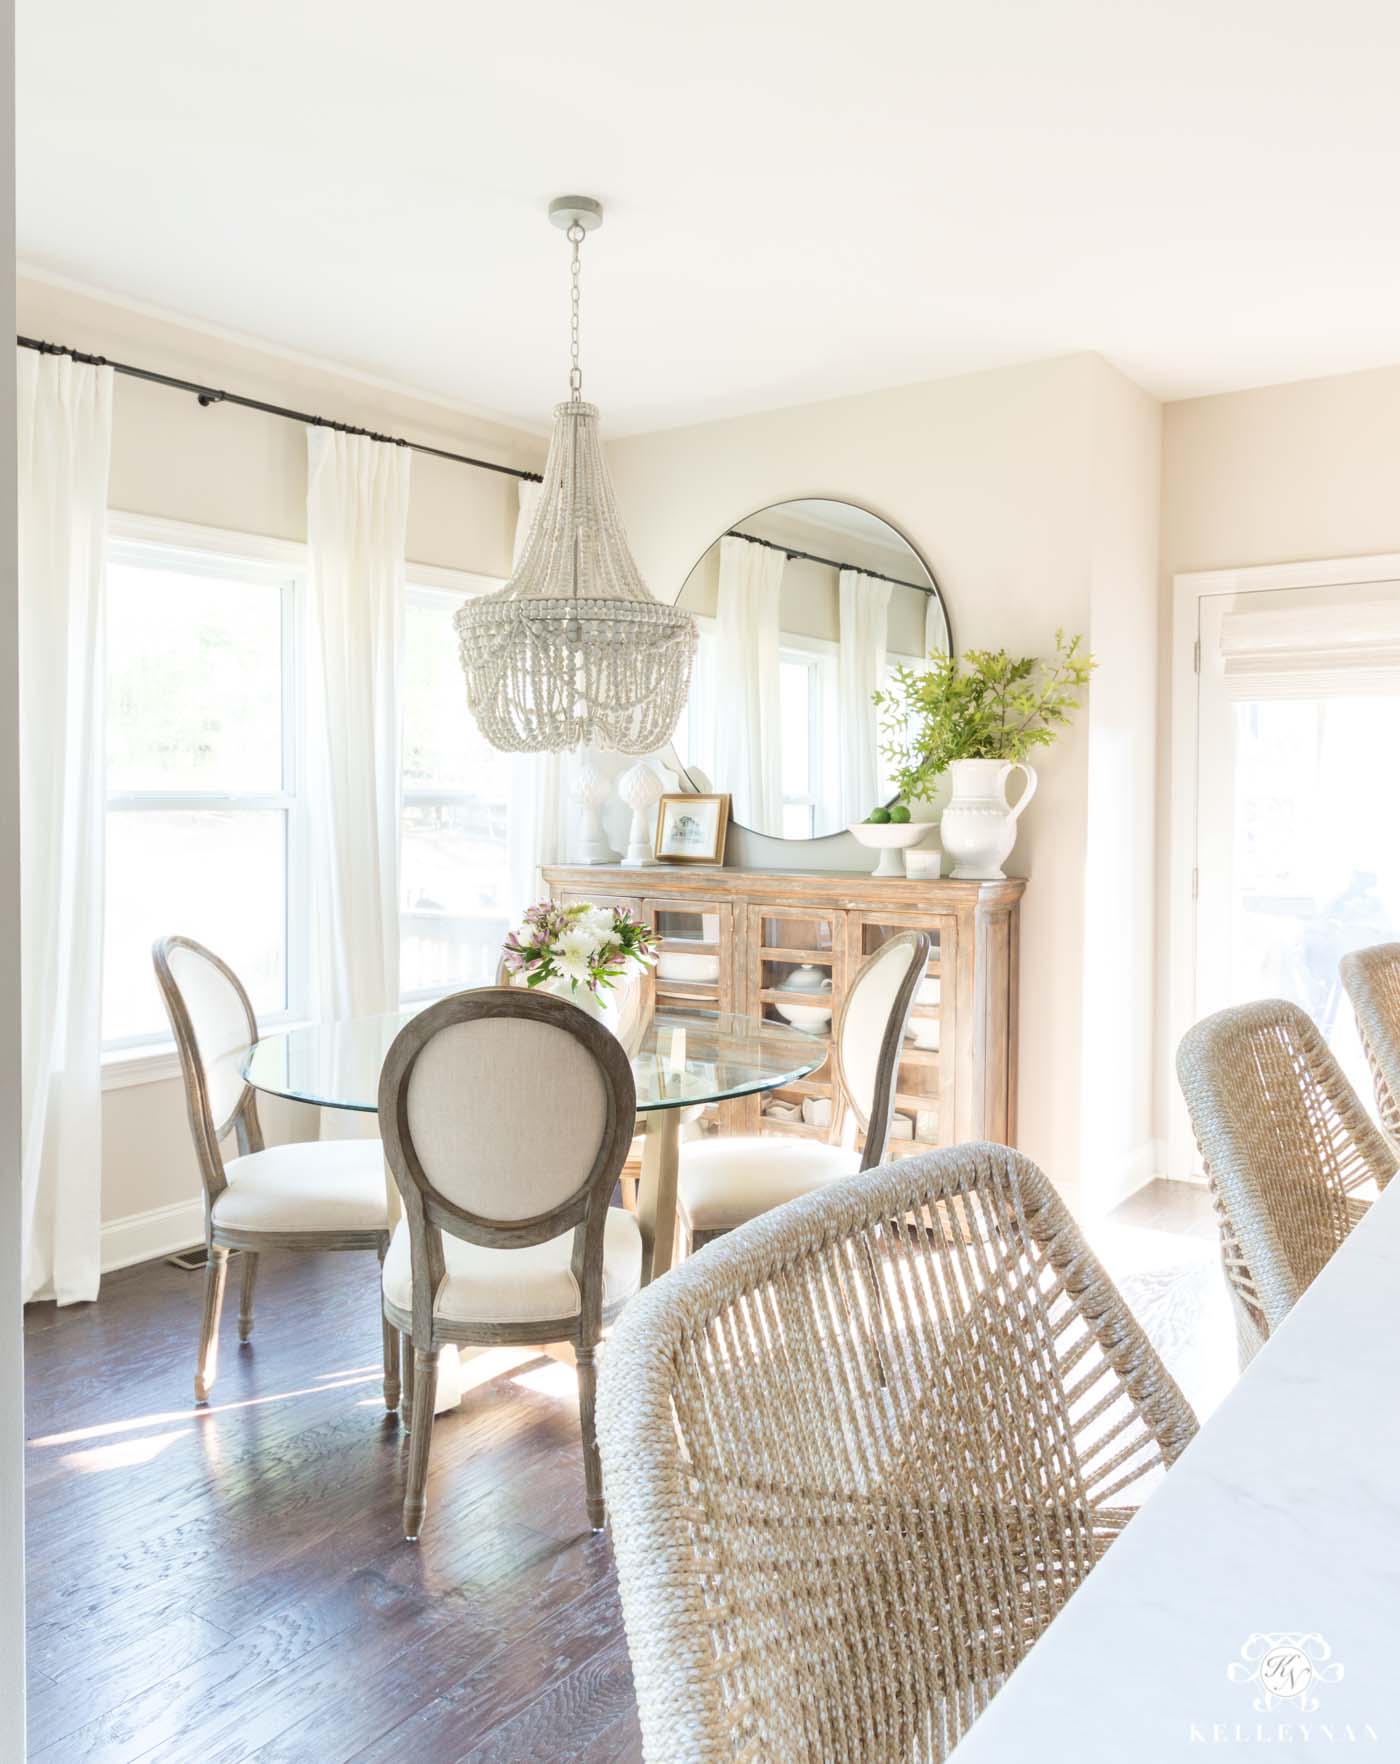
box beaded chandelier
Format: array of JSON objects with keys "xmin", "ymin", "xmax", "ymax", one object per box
[{"xmin": 456, "ymin": 197, "xmax": 696, "ymax": 754}]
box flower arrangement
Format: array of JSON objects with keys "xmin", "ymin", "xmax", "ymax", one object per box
[
  {"xmin": 502, "ymin": 899, "xmax": 658, "ymax": 1000},
  {"xmin": 874, "ymin": 631, "xmax": 1094, "ymax": 804}
]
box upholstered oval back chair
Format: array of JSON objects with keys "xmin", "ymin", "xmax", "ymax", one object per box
[
  {"xmin": 1176, "ymin": 997, "xmax": 1394, "ymax": 1365},
  {"xmin": 378, "ymin": 986, "xmax": 640, "ymax": 1539},
  {"xmin": 597, "ymin": 1142, "xmax": 1197, "ymax": 1763},
  {"xmin": 677, "ymin": 930, "xmax": 931, "ymax": 1250},
  {"xmin": 153, "ymin": 935, "xmax": 394, "ymax": 1405}
]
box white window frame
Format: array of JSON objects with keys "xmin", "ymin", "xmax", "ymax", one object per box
[
  {"xmin": 777, "ymin": 636, "xmax": 832, "ymax": 837},
  {"xmin": 400, "ymin": 563, "xmax": 506, "ymax": 1006},
  {"xmin": 1166, "ymin": 551, "xmax": 1400, "ymax": 1180},
  {"xmin": 102, "ymin": 513, "xmax": 311, "ymax": 1087}
]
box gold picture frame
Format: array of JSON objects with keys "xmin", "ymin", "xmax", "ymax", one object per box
[{"xmin": 654, "ymin": 794, "xmax": 730, "ymax": 865}]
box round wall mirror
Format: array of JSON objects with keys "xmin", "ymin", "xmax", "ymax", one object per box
[{"xmin": 670, "ymin": 498, "xmax": 949, "ymax": 840}]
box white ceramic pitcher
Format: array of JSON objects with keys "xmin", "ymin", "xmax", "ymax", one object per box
[{"xmin": 938, "ymin": 758, "xmax": 1038, "ymax": 879}]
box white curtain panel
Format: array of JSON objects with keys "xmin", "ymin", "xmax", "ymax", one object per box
[
  {"xmin": 713, "ymin": 535, "xmax": 784, "ymax": 834},
  {"xmin": 506, "ymin": 479, "xmax": 569, "ymax": 923},
  {"xmin": 305, "ymin": 430, "xmax": 411, "ymax": 1021},
  {"xmin": 837, "ymin": 569, "xmax": 892, "ymax": 824},
  {"xmin": 924, "ymin": 588, "xmax": 951, "ymax": 659},
  {"xmin": 17, "ymin": 350, "xmax": 113, "ymax": 1304}
]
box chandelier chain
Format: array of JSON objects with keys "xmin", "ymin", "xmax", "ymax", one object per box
[{"xmin": 568, "ymin": 222, "xmax": 584, "ymax": 400}]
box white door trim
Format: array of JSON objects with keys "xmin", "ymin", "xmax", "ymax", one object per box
[{"xmin": 1167, "ymin": 552, "xmax": 1400, "ymax": 1180}]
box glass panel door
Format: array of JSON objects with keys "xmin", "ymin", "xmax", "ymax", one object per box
[
  {"xmin": 748, "ymin": 905, "xmax": 847, "ymax": 1137},
  {"xmin": 647, "ymin": 900, "xmax": 732, "ymax": 1014},
  {"xmin": 1194, "ymin": 579, "xmax": 1400, "ymax": 1106}
]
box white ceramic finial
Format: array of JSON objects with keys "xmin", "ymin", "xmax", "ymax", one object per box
[
  {"xmin": 618, "ymin": 761, "xmax": 664, "ymax": 866},
  {"xmin": 570, "ymin": 757, "xmax": 620, "ymax": 865}
]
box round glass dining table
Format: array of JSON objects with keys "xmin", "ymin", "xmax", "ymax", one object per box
[{"xmin": 243, "ymin": 1005, "xmax": 824, "ymax": 1283}]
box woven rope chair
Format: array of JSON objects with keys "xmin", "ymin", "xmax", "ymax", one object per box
[
  {"xmin": 1176, "ymin": 998, "xmax": 1394, "ymax": 1367},
  {"xmin": 597, "ymin": 1143, "xmax": 1196, "ymax": 1764},
  {"xmin": 1340, "ymin": 941, "xmax": 1400, "ymax": 1155}
]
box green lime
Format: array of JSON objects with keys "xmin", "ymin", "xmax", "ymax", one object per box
[
  {"xmin": 888, "ymin": 804, "xmax": 912, "ymax": 823},
  {"xmin": 867, "ymin": 807, "xmax": 892, "ymax": 824}
]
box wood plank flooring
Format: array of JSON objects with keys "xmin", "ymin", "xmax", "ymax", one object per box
[{"xmin": 24, "ymin": 1179, "xmax": 1229, "ymax": 1763}]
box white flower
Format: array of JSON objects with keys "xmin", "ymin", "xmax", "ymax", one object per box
[
  {"xmin": 554, "ymin": 948, "xmax": 593, "ymax": 986},
  {"xmin": 574, "ymin": 906, "xmax": 617, "ymax": 952},
  {"xmin": 555, "ymin": 928, "xmax": 600, "ymax": 974}
]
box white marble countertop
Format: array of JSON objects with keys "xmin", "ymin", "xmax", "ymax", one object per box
[{"xmin": 951, "ymin": 1175, "xmax": 1400, "ymax": 1758}]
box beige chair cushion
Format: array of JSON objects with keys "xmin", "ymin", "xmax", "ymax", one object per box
[
  {"xmin": 679, "ymin": 1136, "xmax": 861, "ymax": 1234},
  {"xmin": 211, "ymin": 1139, "xmax": 390, "ymax": 1236},
  {"xmin": 381, "ymin": 1206, "xmax": 643, "ymax": 1326}
]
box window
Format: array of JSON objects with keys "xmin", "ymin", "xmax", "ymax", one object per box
[
  {"xmin": 778, "ymin": 653, "xmax": 820, "ymax": 839},
  {"xmin": 103, "ymin": 538, "xmax": 303, "ymax": 1048},
  {"xmin": 400, "ymin": 586, "xmax": 511, "ymax": 998}
]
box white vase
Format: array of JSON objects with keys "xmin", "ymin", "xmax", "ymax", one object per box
[
  {"xmin": 570, "ymin": 758, "xmax": 620, "ymax": 865},
  {"xmin": 617, "ymin": 761, "xmax": 664, "ymax": 867},
  {"xmin": 938, "ymin": 758, "xmax": 1038, "ymax": 880},
  {"xmin": 539, "ymin": 974, "xmax": 621, "ymax": 1037}
]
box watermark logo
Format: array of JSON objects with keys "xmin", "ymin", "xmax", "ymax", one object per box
[{"xmin": 1228, "ymin": 1633, "xmax": 1344, "ymax": 1715}]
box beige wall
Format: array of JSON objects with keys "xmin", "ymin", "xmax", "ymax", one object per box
[
  {"xmin": 16, "ymin": 276, "xmax": 546, "ymax": 1247},
  {"xmin": 1162, "ymin": 365, "xmax": 1400, "ymax": 573},
  {"xmin": 1156, "ymin": 364, "xmax": 1400, "ymax": 1146},
  {"xmin": 19, "ymin": 276, "xmax": 542, "ymax": 573},
  {"xmin": 608, "ymin": 354, "xmax": 1164, "ymax": 1205}
]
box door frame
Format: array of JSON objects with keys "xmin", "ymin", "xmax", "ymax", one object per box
[{"xmin": 1167, "ymin": 552, "xmax": 1400, "ymax": 1180}]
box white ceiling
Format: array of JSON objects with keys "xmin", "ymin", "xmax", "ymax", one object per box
[{"xmin": 18, "ymin": 0, "xmax": 1400, "ymax": 436}]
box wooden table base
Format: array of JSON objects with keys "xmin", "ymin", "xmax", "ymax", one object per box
[{"xmin": 636, "ymin": 1108, "xmax": 681, "ymax": 1285}]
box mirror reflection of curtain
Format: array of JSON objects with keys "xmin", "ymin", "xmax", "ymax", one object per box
[
  {"xmin": 713, "ymin": 535, "xmax": 784, "ymax": 833},
  {"xmin": 837, "ymin": 569, "xmax": 891, "ymax": 823},
  {"xmin": 924, "ymin": 589, "xmax": 951, "ymax": 659}
]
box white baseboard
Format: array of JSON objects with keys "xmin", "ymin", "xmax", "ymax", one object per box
[
  {"xmin": 1102, "ymin": 1138, "xmax": 1164, "ymax": 1211},
  {"xmin": 101, "ymin": 1197, "xmax": 205, "ymax": 1274},
  {"xmin": 1079, "ymin": 1137, "xmax": 1164, "ymax": 1216}
]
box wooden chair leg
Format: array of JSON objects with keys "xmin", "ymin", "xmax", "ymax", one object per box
[
  {"xmin": 195, "ymin": 1245, "xmax": 229, "ymax": 1404},
  {"xmin": 381, "ymin": 1311, "xmax": 400, "ymax": 1413},
  {"xmin": 237, "ymin": 1251, "xmax": 259, "ymax": 1343},
  {"xmin": 402, "ymin": 1348, "xmax": 438, "ymax": 1541},
  {"xmin": 576, "ymin": 1342, "xmax": 605, "ymax": 1532},
  {"xmin": 376, "ymin": 1239, "xmax": 399, "ymax": 1413},
  {"xmin": 401, "ymin": 1335, "xmax": 415, "ymax": 1432}
]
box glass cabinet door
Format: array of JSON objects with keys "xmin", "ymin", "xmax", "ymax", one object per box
[
  {"xmin": 745, "ymin": 905, "xmax": 848, "ymax": 1139},
  {"xmin": 646, "ymin": 898, "xmax": 734, "ymax": 1015}
]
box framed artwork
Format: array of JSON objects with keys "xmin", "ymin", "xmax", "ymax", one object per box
[{"xmin": 655, "ymin": 793, "xmax": 730, "ymax": 865}]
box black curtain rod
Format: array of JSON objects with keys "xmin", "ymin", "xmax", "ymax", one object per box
[
  {"xmin": 17, "ymin": 335, "xmax": 544, "ymax": 483},
  {"xmin": 725, "ymin": 527, "xmax": 937, "ymax": 597}
]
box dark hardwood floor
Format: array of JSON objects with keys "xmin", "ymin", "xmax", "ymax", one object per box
[
  {"xmin": 24, "ymin": 1178, "xmax": 1228, "ymax": 1763},
  {"xmin": 24, "ymin": 1248, "xmax": 642, "ymax": 1763}
]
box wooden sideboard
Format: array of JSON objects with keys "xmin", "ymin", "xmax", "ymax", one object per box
[{"xmin": 542, "ymin": 865, "xmax": 1024, "ymax": 1159}]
